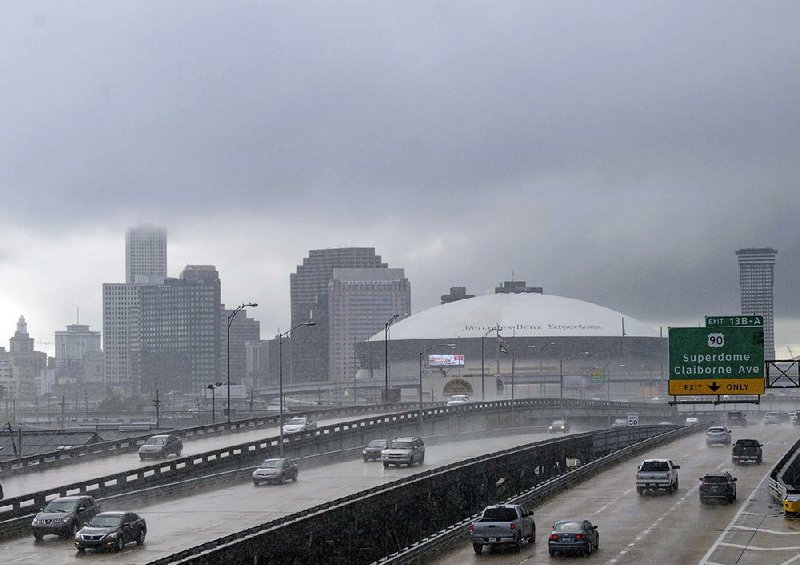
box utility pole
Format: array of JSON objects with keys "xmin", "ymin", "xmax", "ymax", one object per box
[{"xmin": 153, "ymin": 389, "xmax": 162, "ymax": 428}]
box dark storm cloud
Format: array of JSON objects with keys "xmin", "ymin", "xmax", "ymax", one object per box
[{"xmin": 1, "ymin": 1, "xmax": 799, "ymax": 337}]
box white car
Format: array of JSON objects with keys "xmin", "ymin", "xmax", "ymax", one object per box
[
  {"xmin": 282, "ymin": 416, "xmax": 317, "ymax": 434},
  {"xmin": 611, "ymin": 418, "xmax": 628, "ymax": 428},
  {"xmin": 685, "ymin": 416, "xmax": 700, "ymax": 425},
  {"xmin": 446, "ymin": 395, "xmax": 470, "ymax": 406}
]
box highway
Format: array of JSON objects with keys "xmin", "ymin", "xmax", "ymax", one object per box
[
  {"xmin": 2, "ymin": 426, "xmax": 565, "ymax": 563},
  {"xmin": 0, "ymin": 412, "xmax": 391, "ymax": 499},
  {"xmin": 428, "ymin": 423, "xmax": 800, "ymax": 565}
]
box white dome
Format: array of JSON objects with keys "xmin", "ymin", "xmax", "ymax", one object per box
[{"xmin": 370, "ymin": 293, "xmax": 658, "ymax": 341}]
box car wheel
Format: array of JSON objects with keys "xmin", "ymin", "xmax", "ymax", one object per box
[
  {"xmin": 383, "ymin": 462, "xmax": 389, "ymax": 468},
  {"xmin": 636, "ymin": 486, "xmax": 644, "ymax": 495},
  {"xmin": 419, "ymin": 454, "xmax": 424, "ymax": 465},
  {"xmin": 473, "ymin": 543, "xmax": 482, "ymax": 555},
  {"xmin": 136, "ymin": 529, "xmax": 146, "ymax": 545},
  {"xmin": 115, "ymin": 536, "xmax": 124, "ymax": 552},
  {"xmin": 595, "ymin": 534, "xmax": 599, "ymax": 550},
  {"xmin": 76, "ymin": 546, "xmax": 85, "ymax": 553},
  {"xmin": 529, "ymin": 529, "xmax": 536, "ymax": 544},
  {"xmin": 33, "ymin": 530, "xmax": 43, "ymax": 541},
  {"xmin": 363, "ymin": 457, "xmax": 368, "ymax": 462},
  {"xmin": 176, "ymin": 448, "xmax": 182, "ymax": 457},
  {"xmin": 292, "ymin": 472, "xmax": 298, "ymax": 482}
]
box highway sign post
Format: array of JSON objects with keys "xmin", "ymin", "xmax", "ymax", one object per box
[
  {"xmin": 627, "ymin": 412, "xmax": 639, "ymax": 427},
  {"xmin": 669, "ymin": 326, "xmax": 765, "ymax": 396}
]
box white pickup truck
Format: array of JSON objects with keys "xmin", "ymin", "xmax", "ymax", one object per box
[
  {"xmin": 469, "ymin": 504, "xmax": 536, "ymax": 554},
  {"xmin": 636, "ymin": 459, "xmax": 680, "ymax": 495}
]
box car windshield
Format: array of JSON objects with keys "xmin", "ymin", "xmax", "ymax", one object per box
[
  {"xmin": 389, "ymin": 440, "xmax": 412, "ymax": 449},
  {"xmin": 552, "ymin": 420, "xmax": 565, "ymax": 426},
  {"xmin": 43, "ymin": 500, "xmax": 78, "ymax": 513},
  {"xmin": 368, "ymin": 440, "xmax": 387, "ymax": 448},
  {"xmin": 480, "ymin": 507, "xmax": 518, "ymax": 521},
  {"xmin": 553, "ymin": 521, "xmax": 583, "ymax": 533},
  {"xmin": 88, "ymin": 515, "xmax": 124, "ymax": 528},
  {"xmin": 708, "ymin": 427, "xmax": 726, "ymax": 433},
  {"xmin": 259, "ymin": 459, "xmax": 283, "ymax": 468},
  {"xmin": 145, "ymin": 437, "xmax": 167, "ymax": 445},
  {"xmin": 640, "ymin": 461, "xmax": 669, "ymax": 472},
  {"xmin": 286, "ymin": 418, "xmax": 306, "ymax": 425}
]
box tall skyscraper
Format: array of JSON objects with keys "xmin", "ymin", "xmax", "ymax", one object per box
[
  {"xmin": 289, "ymin": 248, "xmax": 388, "ymax": 383},
  {"xmin": 328, "ymin": 268, "xmax": 411, "ymax": 382},
  {"xmin": 126, "ymin": 224, "xmax": 167, "ymax": 284},
  {"xmin": 9, "ymin": 315, "xmax": 36, "ymax": 398},
  {"xmin": 736, "ymin": 247, "xmax": 778, "ymax": 359},
  {"xmin": 103, "ymin": 283, "xmax": 142, "ymax": 390}
]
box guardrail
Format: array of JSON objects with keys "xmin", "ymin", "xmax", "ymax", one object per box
[
  {"xmin": 768, "ymin": 436, "xmax": 800, "ymax": 512},
  {"xmin": 149, "ymin": 424, "xmax": 692, "ymax": 564}
]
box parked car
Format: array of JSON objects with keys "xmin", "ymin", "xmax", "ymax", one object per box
[
  {"xmin": 446, "ymin": 394, "xmax": 470, "ymax": 406},
  {"xmin": 0, "ymin": 481, "xmax": 3, "ymax": 500},
  {"xmin": 611, "ymin": 418, "xmax": 628, "ymax": 428},
  {"xmin": 727, "ymin": 411, "xmax": 748, "ymax": 427},
  {"xmin": 74, "ymin": 511, "xmax": 147, "ymax": 553},
  {"xmin": 282, "ymin": 416, "xmax": 317, "ymax": 434},
  {"xmin": 699, "ymin": 471, "xmax": 737, "ymax": 504},
  {"xmin": 138, "ymin": 434, "xmax": 183, "ymax": 460},
  {"xmin": 636, "ymin": 459, "xmax": 680, "ymax": 495},
  {"xmin": 548, "ymin": 419, "xmax": 570, "ymax": 433},
  {"xmin": 252, "ymin": 458, "xmax": 298, "ymax": 485},
  {"xmin": 548, "ymin": 519, "xmax": 599, "ymax": 557},
  {"xmin": 685, "ymin": 416, "xmax": 700, "ymax": 425},
  {"xmin": 32, "ymin": 495, "xmax": 101, "ymax": 540},
  {"xmin": 763, "ymin": 412, "xmax": 782, "ymax": 425},
  {"xmin": 381, "ymin": 436, "xmax": 425, "ymax": 467},
  {"xmin": 469, "ymin": 504, "xmax": 535, "ymax": 554},
  {"xmin": 362, "ymin": 439, "xmax": 389, "ymax": 462},
  {"xmin": 706, "ymin": 425, "xmax": 732, "ymax": 446},
  {"xmin": 732, "ymin": 438, "xmax": 763, "ymax": 465}
]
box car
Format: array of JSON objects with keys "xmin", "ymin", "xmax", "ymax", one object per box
[
  {"xmin": 74, "ymin": 511, "xmax": 147, "ymax": 553},
  {"xmin": 763, "ymin": 412, "xmax": 782, "ymax": 425},
  {"xmin": 362, "ymin": 439, "xmax": 389, "ymax": 462},
  {"xmin": 381, "ymin": 436, "xmax": 425, "ymax": 467},
  {"xmin": 138, "ymin": 434, "xmax": 183, "ymax": 460},
  {"xmin": 446, "ymin": 394, "xmax": 470, "ymax": 406},
  {"xmin": 685, "ymin": 416, "xmax": 700, "ymax": 425},
  {"xmin": 0, "ymin": 480, "xmax": 3, "ymax": 500},
  {"xmin": 252, "ymin": 457, "xmax": 298, "ymax": 485},
  {"xmin": 777, "ymin": 412, "xmax": 791, "ymax": 423},
  {"xmin": 706, "ymin": 425, "xmax": 732, "ymax": 446},
  {"xmin": 548, "ymin": 419, "xmax": 570, "ymax": 433},
  {"xmin": 32, "ymin": 495, "xmax": 101, "ymax": 540},
  {"xmin": 699, "ymin": 471, "xmax": 737, "ymax": 504},
  {"xmin": 727, "ymin": 411, "xmax": 748, "ymax": 427},
  {"xmin": 282, "ymin": 416, "xmax": 317, "ymax": 434},
  {"xmin": 611, "ymin": 418, "xmax": 628, "ymax": 428},
  {"xmin": 548, "ymin": 519, "xmax": 599, "ymax": 557}
]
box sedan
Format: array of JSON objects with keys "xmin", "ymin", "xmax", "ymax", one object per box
[
  {"xmin": 282, "ymin": 416, "xmax": 317, "ymax": 434},
  {"xmin": 705, "ymin": 426, "xmax": 732, "ymax": 446},
  {"xmin": 252, "ymin": 458, "xmax": 298, "ymax": 485},
  {"xmin": 362, "ymin": 439, "xmax": 389, "ymax": 462},
  {"xmin": 548, "ymin": 420, "xmax": 570, "ymax": 433},
  {"xmin": 548, "ymin": 519, "xmax": 599, "ymax": 557},
  {"xmin": 446, "ymin": 395, "xmax": 470, "ymax": 406},
  {"xmin": 74, "ymin": 511, "xmax": 146, "ymax": 553}
]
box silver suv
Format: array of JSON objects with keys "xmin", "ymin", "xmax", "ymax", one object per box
[{"xmin": 381, "ymin": 436, "xmax": 425, "ymax": 468}]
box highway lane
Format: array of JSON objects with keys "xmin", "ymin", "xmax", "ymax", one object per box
[
  {"xmin": 429, "ymin": 423, "xmax": 800, "ymax": 565},
  {"xmin": 1, "ymin": 412, "xmax": 393, "ymax": 498},
  {"xmin": 1, "ymin": 428, "xmax": 564, "ymax": 563}
]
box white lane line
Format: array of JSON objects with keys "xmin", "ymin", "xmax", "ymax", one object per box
[
  {"xmin": 594, "ymin": 489, "xmax": 632, "ymax": 515},
  {"xmin": 779, "ymin": 552, "xmax": 800, "ymax": 565},
  {"xmin": 732, "ymin": 525, "xmax": 800, "ymax": 535},
  {"xmin": 194, "ymin": 520, "xmax": 225, "ymax": 532},
  {"xmin": 7, "ymin": 555, "xmax": 42, "ymax": 563},
  {"xmin": 719, "ymin": 542, "xmax": 800, "ymax": 551},
  {"xmin": 698, "ymin": 467, "xmax": 773, "ymax": 564}
]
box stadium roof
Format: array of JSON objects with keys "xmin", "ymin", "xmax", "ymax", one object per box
[{"xmin": 371, "ymin": 293, "xmax": 659, "ymax": 341}]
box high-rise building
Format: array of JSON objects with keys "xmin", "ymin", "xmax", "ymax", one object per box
[
  {"xmin": 103, "ymin": 283, "xmax": 142, "ymax": 390},
  {"xmin": 736, "ymin": 247, "xmax": 778, "ymax": 359},
  {"xmin": 55, "ymin": 323, "xmax": 102, "ymax": 386},
  {"xmin": 138, "ymin": 265, "xmax": 222, "ymax": 393},
  {"xmin": 126, "ymin": 224, "xmax": 167, "ymax": 284},
  {"xmin": 9, "ymin": 316, "xmax": 36, "ymax": 398},
  {"xmin": 441, "ymin": 286, "xmax": 475, "ymax": 304},
  {"xmin": 289, "ymin": 248, "xmax": 387, "ymax": 383},
  {"xmin": 328, "ymin": 268, "xmax": 411, "ymax": 382}
]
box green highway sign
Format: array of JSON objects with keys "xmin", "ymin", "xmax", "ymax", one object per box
[
  {"xmin": 668, "ymin": 326, "xmax": 765, "ymax": 396},
  {"xmin": 705, "ymin": 315, "xmax": 763, "ymax": 328}
]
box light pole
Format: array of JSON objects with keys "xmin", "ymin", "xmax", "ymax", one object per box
[
  {"xmin": 227, "ymin": 302, "xmax": 258, "ymax": 423},
  {"xmin": 480, "ymin": 327, "xmax": 498, "ymax": 401},
  {"xmin": 278, "ymin": 321, "xmax": 315, "ymax": 456},
  {"xmin": 384, "ymin": 314, "xmax": 401, "ymax": 402},
  {"xmin": 206, "ymin": 382, "xmax": 222, "ymax": 424},
  {"xmin": 419, "ymin": 343, "xmax": 456, "ymax": 433}
]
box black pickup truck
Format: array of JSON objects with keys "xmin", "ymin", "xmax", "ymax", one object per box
[{"xmin": 732, "ymin": 438, "xmax": 762, "ymax": 465}]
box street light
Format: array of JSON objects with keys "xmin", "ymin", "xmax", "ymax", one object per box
[
  {"xmin": 480, "ymin": 326, "xmax": 499, "ymax": 401},
  {"xmin": 419, "ymin": 343, "xmax": 456, "ymax": 433},
  {"xmin": 384, "ymin": 313, "xmax": 401, "ymax": 402},
  {"xmin": 206, "ymin": 382, "xmax": 222, "ymax": 424},
  {"xmin": 227, "ymin": 302, "xmax": 258, "ymax": 423},
  {"xmin": 278, "ymin": 321, "xmax": 315, "ymax": 456}
]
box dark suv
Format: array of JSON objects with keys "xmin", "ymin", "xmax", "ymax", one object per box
[
  {"xmin": 32, "ymin": 495, "xmax": 101, "ymax": 540},
  {"xmin": 138, "ymin": 434, "xmax": 183, "ymax": 460},
  {"xmin": 699, "ymin": 471, "xmax": 737, "ymax": 504},
  {"xmin": 726, "ymin": 412, "xmax": 748, "ymax": 427}
]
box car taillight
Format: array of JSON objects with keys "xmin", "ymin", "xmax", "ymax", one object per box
[
  {"xmin": 469, "ymin": 524, "xmax": 474, "ymax": 532},
  {"xmin": 575, "ymin": 533, "xmax": 585, "ymax": 540},
  {"xmin": 549, "ymin": 534, "xmax": 559, "ymax": 541},
  {"xmin": 510, "ymin": 522, "xmax": 516, "ymax": 531}
]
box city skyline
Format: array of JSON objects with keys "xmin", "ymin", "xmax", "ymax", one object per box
[{"xmin": 1, "ymin": 3, "xmax": 799, "ymax": 357}]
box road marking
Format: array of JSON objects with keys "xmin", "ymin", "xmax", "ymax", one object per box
[
  {"xmin": 732, "ymin": 525, "xmax": 800, "ymax": 535},
  {"xmin": 7, "ymin": 555, "xmax": 42, "ymax": 563},
  {"xmin": 719, "ymin": 542, "xmax": 800, "ymax": 551},
  {"xmin": 698, "ymin": 467, "xmax": 773, "ymax": 564},
  {"xmin": 594, "ymin": 488, "xmax": 632, "ymax": 516}
]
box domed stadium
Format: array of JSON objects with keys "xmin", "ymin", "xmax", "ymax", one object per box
[{"xmin": 358, "ymin": 290, "xmax": 667, "ymax": 403}]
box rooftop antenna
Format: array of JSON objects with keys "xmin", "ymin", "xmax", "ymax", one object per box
[{"xmin": 77, "ymin": 306, "xmax": 80, "ymax": 324}]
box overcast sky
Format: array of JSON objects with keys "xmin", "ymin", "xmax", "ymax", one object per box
[{"xmin": 1, "ymin": 1, "xmax": 799, "ymax": 355}]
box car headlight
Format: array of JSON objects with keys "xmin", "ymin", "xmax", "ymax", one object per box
[
  {"xmin": 362, "ymin": 450, "xmax": 367, "ymax": 454},
  {"xmin": 62, "ymin": 517, "xmax": 73, "ymax": 523},
  {"xmin": 105, "ymin": 531, "xmax": 118, "ymax": 540}
]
